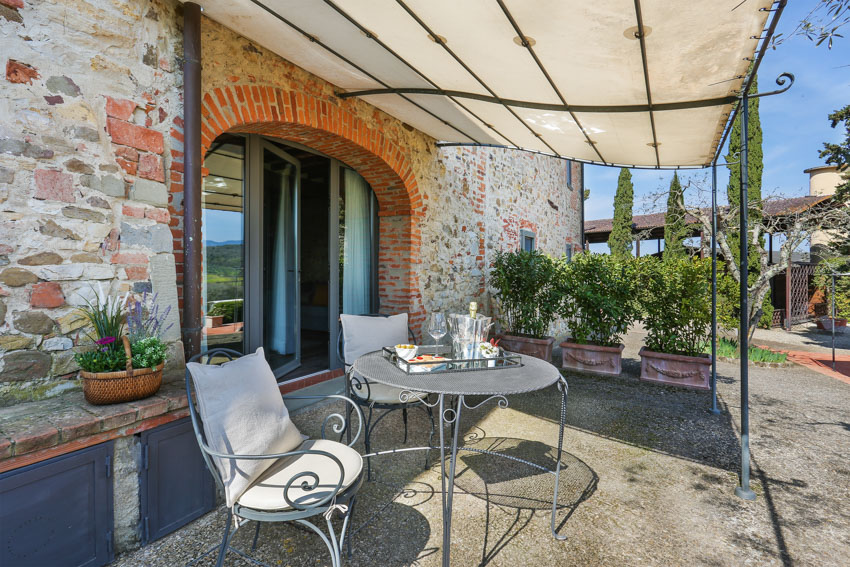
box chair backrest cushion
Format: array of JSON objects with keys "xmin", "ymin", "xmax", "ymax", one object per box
[
  {"xmin": 187, "ymin": 347, "xmax": 303, "ymax": 507},
  {"xmin": 340, "ymin": 313, "xmax": 408, "ymax": 365}
]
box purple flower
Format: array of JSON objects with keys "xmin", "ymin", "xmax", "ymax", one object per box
[{"xmin": 96, "ymin": 336, "xmax": 116, "ymax": 346}]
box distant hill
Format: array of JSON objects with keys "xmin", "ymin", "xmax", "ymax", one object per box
[
  {"xmin": 205, "ymin": 239, "xmax": 243, "ymax": 247},
  {"xmin": 205, "ymin": 243, "xmax": 243, "ymax": 302}
]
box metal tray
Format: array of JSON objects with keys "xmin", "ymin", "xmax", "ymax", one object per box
[{"xmin": 381, "ymin": 345, "xmax": 523, "ymax": 374}]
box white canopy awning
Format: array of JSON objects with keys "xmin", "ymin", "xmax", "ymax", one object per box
[{"xmin": 188, "ymin": 0, "xmax": 777, "ymax": 168}]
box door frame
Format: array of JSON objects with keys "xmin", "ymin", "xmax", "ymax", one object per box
[
  {"xmin": 204, "ymin": 134, "xmax": 379, "ymax": 378},
  {"xmin": 245, "ymin": 136, "xmax": 302, "ymax": 378}
]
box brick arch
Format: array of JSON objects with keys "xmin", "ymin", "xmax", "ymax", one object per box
[{"xmin": 171, "ymin": 84, "xmax": 425, "ymax": 330}]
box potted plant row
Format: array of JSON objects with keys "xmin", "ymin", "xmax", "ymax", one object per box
[
  {"xmin": 75, "ymin": 287, "xmax": 171, "ymax": 405},
  {"xmin": 637, "ymin": 256, "xmax": 712, "ymax": 390},
  {"xmin": 489, "ymin": 249, "xmax": 563, "ymax": 360},
  {"xmin": 558, "ymin": 253, "xmax": 638, "ymax": 375}
]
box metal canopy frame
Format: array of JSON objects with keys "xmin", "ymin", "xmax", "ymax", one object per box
[
  {"xmin": 182, "ymin": 0, "xmax": 794, "ymax": 510},
  {"xmin": 336, "ymin": 74, "xmax": 794, "ymax": 119},
  {"xmin": 330, "ymin": 0, "xmax": 794, "ymax": 503},
  {"xmin": 227, "ymin": 0, "xmax": 784, "ymax": 167}
]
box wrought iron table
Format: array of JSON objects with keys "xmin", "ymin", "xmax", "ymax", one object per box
[{"xmin": 351, "ymin": 350, "xmax": 568, "ymax": 567}]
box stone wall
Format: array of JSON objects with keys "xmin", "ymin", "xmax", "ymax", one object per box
[
  {"xmin": 426, "ymin": 147, "xmax": 582, "ymax": 337},
  {"xmin": 0, "ymin": 0, "xmax": 184, "ymax": 406},
  {"xmin": 0, "ymin": 1, "xmax": 580, "ymax": 407}
]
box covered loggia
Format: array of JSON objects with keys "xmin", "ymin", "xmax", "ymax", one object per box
[{"xmin": 180, "ymin": 0, "xmax": 794, "ymax": 501}]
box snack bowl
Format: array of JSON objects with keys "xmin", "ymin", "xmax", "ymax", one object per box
[{"xmin": 395, "ymin": 344, "xmax": 417, "ymax": 360}]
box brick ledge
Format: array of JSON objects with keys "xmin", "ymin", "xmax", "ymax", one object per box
[
  {"xmin": 0, "ymin": 368, "xmax": 344, "ymax": 473},
  {"xmin": 0, "ymin": 381, "xmax": 188, "ymax": 473}
]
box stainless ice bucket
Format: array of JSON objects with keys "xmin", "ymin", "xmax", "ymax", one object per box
[{"xmin": 449, "ymin": 313, "xmax": 493, "ymax": 360}]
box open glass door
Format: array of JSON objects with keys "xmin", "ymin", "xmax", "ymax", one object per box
[{"xmin": 260, "ymin": 141, "xmax": 301, "ymax": 377}]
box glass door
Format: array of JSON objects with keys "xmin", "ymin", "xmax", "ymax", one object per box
[
  {"xmin": 264, "ymin": 142, "xmax": 300, "ymax": 376},
  {"xmin": 200, "ymin": 135, "xmax": 246, "ymax": 354},
  {"xmin": 243, "ymin": 138, "xmax": 301, "ymax": 377}
]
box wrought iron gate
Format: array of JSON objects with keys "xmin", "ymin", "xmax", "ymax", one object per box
[{"xmin": 787, "ymin": 263, "xmax": 816, "ymax": 326}]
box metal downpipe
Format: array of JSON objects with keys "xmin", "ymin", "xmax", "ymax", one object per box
[{"xmin": 182, "ymin": 2, "xmax": 203, "ymax": 360}]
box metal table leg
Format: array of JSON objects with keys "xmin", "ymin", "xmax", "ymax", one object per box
[
  {"xmin": 550, "ymin": 376, "xmax": 568, "ymax": 540},
  {"xmin": 439, "ymin": 394, "xmax": 463, "ymax": 567},
  {"xmin": 395, "ymin": 381, "xmax": 569, "ymax": 565}
]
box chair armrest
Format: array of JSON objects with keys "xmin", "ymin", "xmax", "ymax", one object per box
[{"xmin": 280, "ymin": 393, "xmax": 364, "ymax": 447}]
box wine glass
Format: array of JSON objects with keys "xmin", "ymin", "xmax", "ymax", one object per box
[{"xmin": 428, "ymin": 312, "xmax": 447, "ymax": 346}]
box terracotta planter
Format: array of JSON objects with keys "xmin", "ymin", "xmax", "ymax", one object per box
[
  {"xmin": 205, "ymin": 315, "xmax": 225, "ymax": 328},
  {"xmin": 495, "ymin": 334, "xmax": 555, "ymax": 361},
  {"xmin": 816, "ymin": 317, "xmax": 847, "ymax": 331},
  {"xmin": 559, "ymin": 341, "xmax": 624, "ymax": 376},
  {"xmin": 639, "ymin": 347, "xmax": 711, "ymax": 391}
]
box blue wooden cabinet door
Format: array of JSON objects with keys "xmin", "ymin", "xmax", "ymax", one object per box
[
  {"xmin": 0, "ymin": 442, "xmax": 114, "ymax": 567},
  {"xmin": 140, "ymin": 418, "xmax": 215, "ymax": 543}
]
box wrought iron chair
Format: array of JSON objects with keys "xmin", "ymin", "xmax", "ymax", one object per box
[
  {"xmin": 338, "ymin": 313, "xmax": 435, "ymax": 480},
  {"xmin": 186, "ymin": 348, "xmax": 365, "ymax": 567}
]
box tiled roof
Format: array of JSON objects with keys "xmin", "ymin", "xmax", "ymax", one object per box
[{"xmin": 585, "ymin": 195, "xmax": 832, "ymax": 234}]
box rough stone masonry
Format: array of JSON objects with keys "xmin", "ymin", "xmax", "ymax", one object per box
[
  {"xmin": 0, "ymin": 0, "xmax": 580, "ymax": 407},
  {"xmin": 0, "ymin": 0, "xmax": 183, "ymax": 405}
]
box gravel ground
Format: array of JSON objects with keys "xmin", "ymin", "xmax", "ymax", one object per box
[{"xmin": 114, "ymin": 329, "xmax": 850, "ymax": 566}]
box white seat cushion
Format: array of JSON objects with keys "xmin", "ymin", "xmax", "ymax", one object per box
[
  {"xmin": 350, "ymin": 378, "xmax": 427, "ymax": 404},
  {"xmin": 237, "ymin": 439, "xmax": 363, "ymax": 511},
  {"xmin": 187, "ymin": 348, "xmax": 303, "ymax": 508}
]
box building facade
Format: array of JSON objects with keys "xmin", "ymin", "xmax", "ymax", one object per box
[
  {"xmin": 1, "ymin": 0, "xmax": 581, "ymax": 402},
  {"xmin": 0, "ymin": 0, "xmax": 580, "ymax": 554}
]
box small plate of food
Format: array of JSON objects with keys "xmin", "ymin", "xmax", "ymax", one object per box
[{"xmin": 408, "ymin": 354, "xmax": 448, "ymax": 372}]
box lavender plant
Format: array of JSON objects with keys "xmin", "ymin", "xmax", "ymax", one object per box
[
  {"xmin": 126, "ymin": 292, "xmax": 173, "ymax": 342},
  {"xmin": 126, "ymin": 293, "xmax": 171, "ymax": 369}
]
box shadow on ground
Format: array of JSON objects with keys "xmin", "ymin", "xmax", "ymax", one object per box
[{"xmin": 511, "ymin": 361, "xmax": 742, "ymax": 472}]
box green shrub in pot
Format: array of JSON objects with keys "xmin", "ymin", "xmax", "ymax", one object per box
[
  {"xmin": 556, "ymin": 253, "xmax": 638, "ymax": 375},
  {"xmin": 637, "ymin": 256, "xmax": 713, "ymax": 390},
  {"xmin": 489, "ymin": 249, "xmax": 563, "ymax": 359},
  {"xmin": 639, "ymin": 256, "xmax": 711, "ymax": 357},
  {"xmin": 559, "ymin": 253, "xmax": 639, "ymax": 347}
]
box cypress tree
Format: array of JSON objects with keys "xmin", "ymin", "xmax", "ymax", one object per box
[
  {"xmin": 725, "ymin": 74, "xmax": 763, "ymax": 266},
  {"xmin": 608, "ymin": 168, "xmax": 634, "ymax": 259},
  {"xmin": 723, "ymin": 74, "xmax": 773, "ymax": 327},
  {"xmin": 663, "ymin": 172, "xmax": 688, "ymax": 260}
]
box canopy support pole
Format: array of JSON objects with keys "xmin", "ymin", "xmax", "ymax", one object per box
[
  {"xmin": 710, "ymin": 163, "xmax": 720, "ymax": 415},
  {"xmin": 735, "ymin": 89, "xmax": 756, "ymax": 501}
]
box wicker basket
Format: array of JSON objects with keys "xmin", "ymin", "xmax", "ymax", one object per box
[{"xmin": 80, "ymin": 336, "xmax": 163, "ymax": 405}]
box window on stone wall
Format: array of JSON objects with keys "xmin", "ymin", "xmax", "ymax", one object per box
[
  {"xmin": 565, "ymin": 245, "xmax": 573, "ymax": 262},
  {"xmin": 520, "ymin": 229, "xmax": 536, "ymax": 252},
  {"xmin": 566, "ymin": 160, "xmax": 573, "ymax": 190}
]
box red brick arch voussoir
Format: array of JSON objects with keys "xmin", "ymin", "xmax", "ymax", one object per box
[{"xmin": 170, "ymin": 83, "xmax": 426, "ymax": 331}]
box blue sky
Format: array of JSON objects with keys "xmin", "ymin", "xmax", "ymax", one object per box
[
  {"xmin": 584, "ymin": 1, "xmax": 850, "ymax": 252},
  {"xmin": 203, "ymin": 209, "xmax": 243, "ymax": 243}
]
